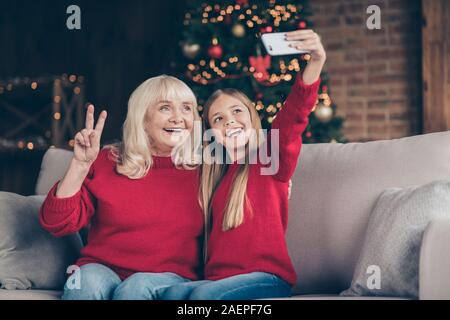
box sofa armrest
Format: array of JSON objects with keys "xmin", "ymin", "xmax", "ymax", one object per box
[{"xmin": 419, "ymin": 217, "xmax": 450, "ymax": 300}]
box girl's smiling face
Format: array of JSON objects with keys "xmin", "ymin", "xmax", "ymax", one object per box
[
  {"xmin": 145, "ymin": 99, "xmax": 194, "ymax": 156},
  {"xmin": 208, "ymin": 94, "xmax": 253, "ymax": 151}
]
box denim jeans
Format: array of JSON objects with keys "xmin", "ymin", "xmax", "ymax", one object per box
[
  {"xmin": 161, "ymin": 272, "xmax": 292, "ymax": 300},
  {"xmin": 61, "ymin": 263, "xmax": 190, "ymax": 300}
]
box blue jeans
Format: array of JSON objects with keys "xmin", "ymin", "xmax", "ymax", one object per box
[
  {"xmin": 161, "ymin": 272, "xmax": 292, "ymax": 300},
  {"xmin": 61, "ymin": 263, "xmax": 190, "ymax": 300}
]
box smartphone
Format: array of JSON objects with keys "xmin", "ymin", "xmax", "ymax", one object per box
[{"xmin": 261, "ymin": 32, "xmax": 310, "ymax": 56}]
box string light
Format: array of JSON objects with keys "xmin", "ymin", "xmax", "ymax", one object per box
[
  {"xmin": 0, "ymin": 74, "xmax": 84, "ymax": 93},
  {"xmin": 182, "ymin": 3, "xmax": 313, "ymax": 89},
  {"xmin": 1, "ymin": 74, "xmax": 87, "ymax": 152}
]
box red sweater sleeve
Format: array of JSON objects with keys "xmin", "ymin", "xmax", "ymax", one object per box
[
  {"xmin": 269, "ymin": 73, "xmax": 320, "ymax": 182},
  {"xmin": 39, "ymin": 164, "xmax": 97, "ymax": 237}
]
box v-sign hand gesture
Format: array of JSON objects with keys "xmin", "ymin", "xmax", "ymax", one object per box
[{"xmin": 73, "ymin": 105, "xmax": 107, "ymax": 166}]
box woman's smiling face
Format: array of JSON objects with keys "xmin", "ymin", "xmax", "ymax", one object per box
[
  {"xmin": 208, "ymin": 94, "xmax": 253, "ymax": 151},
  {"xmin": 145, "ymin": 99, "xmax": 194, "ymax": 156}
]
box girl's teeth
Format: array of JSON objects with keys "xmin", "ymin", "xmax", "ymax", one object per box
[{"xmin": 227, "ymin": 128, "xmax": 242, "ymax": 137}]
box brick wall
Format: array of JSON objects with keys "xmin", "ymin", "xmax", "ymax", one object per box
[{"xmin": 310, "ymin": 0, "xmax": 422, "ymax": 142}]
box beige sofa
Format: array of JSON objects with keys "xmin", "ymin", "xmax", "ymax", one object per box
[{"xmin": 1, "ymin": 130, "xmax": 450, "ymax": 300}]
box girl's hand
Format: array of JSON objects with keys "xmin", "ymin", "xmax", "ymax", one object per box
[
  {"xmin": 73, "ymin": 105, "xmax": 107, "ymax": 167},
  {"xmin": 285, "ymin": 29, "xmax": 326, "ymax": 63},
  {"xmin": 285, "ymin": 29, "xmax": 326, "ymax": 85}
]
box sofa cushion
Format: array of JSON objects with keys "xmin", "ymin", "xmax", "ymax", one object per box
[
  {"xmin": 287, "ymin": 131, "xmax": 450, "ymax": 295},
  {"xmin": 35, "ymin": 148, "xmax": 73, "ymax": 196},
  {"xmin": 340, "ymin": 179, "xmax": 450, "ymax": 299},
  {"xmin": 0, "ymin": 289, "xmax": 62, "ymax": 300},
  {"xmin": 0, "ymin": 192, "xmax": 83, "ymax": 290}
]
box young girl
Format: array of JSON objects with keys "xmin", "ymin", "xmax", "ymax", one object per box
[
  {"xmin": 40, "ymin": 75, "xmax": 204, "ymax": 300},
  {"xmin": 162, "ymin": 29, "xmax": 326, "ymax": 300}
]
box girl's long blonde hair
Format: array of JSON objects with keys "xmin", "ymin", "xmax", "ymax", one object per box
[
  {"xmin": 107, "ymin": 75, "xmax": 201, "ymax": 179},
  {"xmin": 200, "ymin": 89, "xmax": 263, "ymax": 242}
]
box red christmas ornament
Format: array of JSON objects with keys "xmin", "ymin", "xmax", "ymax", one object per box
[
  {"xmin": 306, "ymin": 131, "xmax": 312, "ymax": 138},
  {"xmin": 298, "ymin": 21, "xmax": 307, "ymax": 29},
  {"xmin": 261, "ymin": 26, "xmax": 273, "ymax": 34},
  {"xmin": 249, "ymin": 55, "xmax": 271, "ymax": 82},
  {"xmin": 236, "ymin": 0, "xmax": 249, "ymax": 6},
  {"xmin": 208, "ymin": 44, "xmax": 223, "ymax": 59}
]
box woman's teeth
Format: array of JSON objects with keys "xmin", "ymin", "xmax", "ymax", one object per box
[{"xmin": 164, "ymin": 128, "xmax": 184, "ymax": 133}]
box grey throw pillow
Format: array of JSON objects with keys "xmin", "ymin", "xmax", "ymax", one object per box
[
  {"xmin": 0, "ymin": 192, "xmax": 83, "ymax": 290},
  {"xmin": 340, "ymin": 179, "xmax": 450, "ymax": 299}
]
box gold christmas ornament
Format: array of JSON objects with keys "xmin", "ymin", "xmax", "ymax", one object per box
[
  {"xmin": 314, "ymin": 101, "xmax": 333, "ymax": 123},
  {"xmin": 182, "ymin": 43, "xmax": 201, "ymax": 59},
  {"xmin": 232, "ymin": 23, "xmax": 246, "ymax": 37}
]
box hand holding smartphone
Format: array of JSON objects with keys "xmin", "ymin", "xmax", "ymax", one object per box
[{"xmin": 261, "ymin": 32, "xmax": 310, "ymax": 56}]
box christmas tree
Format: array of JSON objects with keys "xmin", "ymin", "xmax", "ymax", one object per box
[{"xmin": 176, "ymin": 0, "xmax": 346, "ymax": 143}]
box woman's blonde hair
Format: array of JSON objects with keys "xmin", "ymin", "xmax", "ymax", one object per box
[
  {"xmin": 107, "ymin": 75, "xmax": 201, "ymax": 179},
  {"xmin": 200, "ymin": 88, "xmax": 263, "ymax": 240}
]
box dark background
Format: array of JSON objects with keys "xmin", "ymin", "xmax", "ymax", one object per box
[
  {"xmin": 0, "ymin": 0, "xmax": 186, "ymax": 194},
  {"xmin": 0, "ymin": 0, "xmax": 186, "ymax": 142}
]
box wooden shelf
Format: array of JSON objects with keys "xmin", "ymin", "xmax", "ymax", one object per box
[{"xmin": 422, "ymin": 0, "xmax": 450, "ymax": 133}]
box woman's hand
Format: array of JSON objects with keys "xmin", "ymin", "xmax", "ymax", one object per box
[
  {"xmin": 73, "ymin": 105, "xmax": 107, "ymax": 167},
  {"xmin": 285, "ymin": 29, "xmax": 326, "ymax": 85}
]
